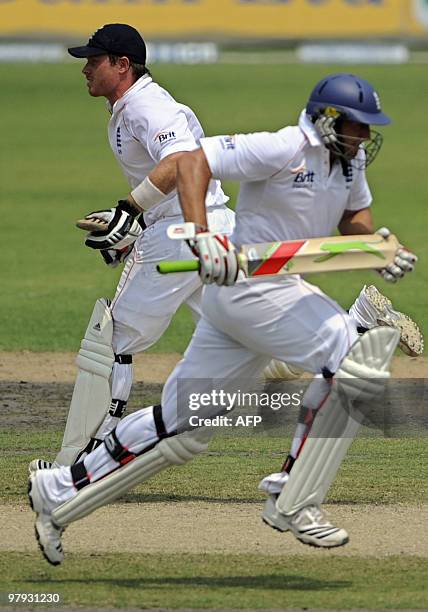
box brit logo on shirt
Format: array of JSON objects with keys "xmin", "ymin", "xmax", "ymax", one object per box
[
  {"xmin": 293, "ymin": 170, "xmax": 315, "ymax": 188},
  {"xmin": 157, "ymin": 131, "xmax": 177, "ymax": 146},
  {"xmin": 116, "ymin": 126, "xmax": 122, "ymax": 155}
]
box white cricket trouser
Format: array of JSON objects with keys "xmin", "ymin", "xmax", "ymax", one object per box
[
  {"xmin": 39, "ymin": 274, "xmax": 359, "ymax": 509},
  {"xmin": 111, "ymin": 205, "xmax": 235, "ymax": 355},
  {"xmin": 160, "ymin": 276, "xmax": 358, "ymax": 430},
  {"xmin": 106, "ymin": 205, "xmax": 235, "ymax": 411}
]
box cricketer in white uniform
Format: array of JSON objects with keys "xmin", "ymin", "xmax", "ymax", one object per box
[
  {"xmin": 28, "ymin": 73, "xmax": 418, "ymax": 564},
  {"xmin": 30, "ymin": 25, "xmax": 422, "ymax": 473},
  {"xmin": 31, "ymin": 24, "xmax": 234, "ymax": 468}
]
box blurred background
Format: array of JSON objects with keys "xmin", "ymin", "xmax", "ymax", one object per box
[
  {"xmin": 1, "ymin": 0, "xmax": 427, "ymax": 352},
  {"xmin": 2, "ymin": 0, "xmax": 428, "ymax": 63}
]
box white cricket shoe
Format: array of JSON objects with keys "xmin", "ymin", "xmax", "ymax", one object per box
[
  {"xmin": 28, "ymin": 459, "xmax": 58, "ymax": 474},
  {"xmin": 28, "ymin": 472, "xmax": 64, "ymax": 566},
  {"xmin": 364, "ymin": 285, "xmax": 424, "ymax": 356},
  {"xmin": 258, "ymin": 471, "xmax": 289, "ymax": 495},
  {"xmin": 262, "ymin": 496, "xmax": 349, "ymax": 548}
]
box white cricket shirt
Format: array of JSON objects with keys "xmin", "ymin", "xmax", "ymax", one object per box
[
  {"xmin": 108, "ymin": 76, "xmax": 227, "ymax": 226},
  {"xmin": 200, "ymin": 111, "xmax": 372, "ymax": 248}
]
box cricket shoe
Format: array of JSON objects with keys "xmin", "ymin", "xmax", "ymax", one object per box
[
  {"xmin": 262, "ymin": 496, "xmax": 349, "ymax": 548},
  {"xmin": 28, "ymin": 472, "xmax": 64, "ymax": 566},
  {"xmin": 364, "ymin": 285, "xmax": 424, "ymax": 356},
  {"xmin": 28, "ymin": 459, "xmax": 58, "ymax": 474}
]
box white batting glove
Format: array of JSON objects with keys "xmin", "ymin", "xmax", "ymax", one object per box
[
  {"xmin": 84, "ymin": 201, "xmax": 144, "ymax": 250},
  {"xmin": 189, "ymin": 231, "xmax": 240, "ymax": 286},
  {"xmin": 314, "ymin": 115, "xmax": 337, "ymax": 146},
  {"xmin": 376, "ymin": 227, "xmax": 417, "ymax": 283}
]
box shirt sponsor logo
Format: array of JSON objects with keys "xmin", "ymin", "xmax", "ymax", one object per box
[
  {"xmin": 293, "ymin": 170, "xmax": 315, "ymax": 188},
  {"xmin": 157, "ymin": 131, "xmax": 177, "ymax": 146},
  {"xmin": 220, "ymin": 135, "xmax": 236, "ymax": 150}
]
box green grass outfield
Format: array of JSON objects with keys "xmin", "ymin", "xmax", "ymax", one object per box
[
  {"xmin": 1, "ymin": 63, "xmax": 427, "ymax": 351},
  {"xmin": 1, "ymin": 431, "xmax": 426, "ymax": 505},
  {"xmin": 0, "ymin": 553, "xmax": 426, "ymax": 609}
]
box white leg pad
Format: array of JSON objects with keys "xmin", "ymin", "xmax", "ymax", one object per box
[
  {"xmin": 51, "ymin": 428, "xmax": 210, "ymax": 527},
  {"xmin": 55, "ymin": 299, "xmax": 115, "ymax": 466},
  {"xmin": 276, "ymin": 327, "xmax": 399, "ymax": 516}
]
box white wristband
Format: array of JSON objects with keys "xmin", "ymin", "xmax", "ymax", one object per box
[{"xmin": 131, "ymin": 176, "xmax": 166, "ymax": 210}]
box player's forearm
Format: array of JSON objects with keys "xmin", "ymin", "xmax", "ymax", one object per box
[
  {"xmin": 127, "ymin": 153, "xmax": 184, "ymax": 213},
  {"xmin": 177, "ymin": 149, "xmax": 212, "ymax": 228},
  {"xmin": 338, "ymin": 208, "xmax": 374, "ymax": 235},
  {"xmin": 148, "ymin": 152, "xmax": 185, "ymax": 194}
]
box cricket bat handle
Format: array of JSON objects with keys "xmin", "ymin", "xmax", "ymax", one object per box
[
  {"xmin": 157, "ymin": 260, "xmax": 200, "ymax": 274},
  {"xmin": 157, "ymin": 254, "xmax": 247, "ymax": 275}
]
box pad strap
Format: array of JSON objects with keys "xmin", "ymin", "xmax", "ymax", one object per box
[
  {"xmin": 71, "ymin": 462, "xmax": 91, "ymax": 491},
  {"xmin": 109, "ymin": 399, "xmax": 127, "ymax": 418},
  {"xmin": 115, "ymin": 354, "xmax": 133, "ymax": 364},
  {"xmin": 153, "ymin": 404, "xmax": 173, "ymax": 439},
  {"xmin": 104, "ymin": 429, "xmax": 136, "ymax": 466}
]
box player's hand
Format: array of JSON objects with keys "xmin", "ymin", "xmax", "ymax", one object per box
[
  {"xmin": 314, "ymin": 115, "xmax": 337, "ymax": 146},
  {"xmin": 100, "ymin": 244, "xmax": 134, "ymax": 268},
  {"xmin": 188, "ymin": 231, "xmax": 240, "ymax": 286},
  {"xmin": 376, "ymin": 227, "xmax": 417, "ymax": 283},
  {"xmin": 83, "ymin": 201, "xmax": 144, "ymax": 250}
]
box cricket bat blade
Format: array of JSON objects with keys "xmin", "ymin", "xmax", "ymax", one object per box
[{"xmin": 157, "ymin": 233, "xmax": 401, "ymax": 277}]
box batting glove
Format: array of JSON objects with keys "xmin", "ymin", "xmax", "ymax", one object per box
[
  {"xmin": 84, "ymin": 201, "xmax": 145, "ymax": 251},
  {"xmin": 314, "ymin": 115, "xmax": 337, "ymax": 146},
  {"xmin": 188, "ymin": 230, "xmax": 240, "ymax": 286},
  {"xmin": 376, "ymin": 227, "xmax": 417, "ymax": 283},
  {"xmin": 100, "ymin": 244, "xmax": 134, "ymax": 268}
]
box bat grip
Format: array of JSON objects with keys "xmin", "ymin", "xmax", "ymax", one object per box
[{"xmin": 157, "ymin": 260, "xmax": 200, "ymax": 274}]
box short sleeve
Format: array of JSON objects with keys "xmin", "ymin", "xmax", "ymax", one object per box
[
  {"xmin": 200, "ymin": 131, "xmax": 295, "ymax": 182},
  {"xmin": 127, "ymin": 105, "xmax": 198, "ymax": 163},
  {"xmin": 346, "ymin": 166, "xmax": 372, "ymax": 211}
]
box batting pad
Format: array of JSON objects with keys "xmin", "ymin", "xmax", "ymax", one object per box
[
  {"xmin": 51, "ymin": 429, "xmax": 210, "ymax": 526},
  {"xmin": 55, "ymin": 299, "xmax": 115, "ymax": 466},
  {"xmin": 264, "ymin": 358, "xmax": 304, "ymax": 381},
  {"xmin": 276, "ymin": 327, "xmax": 399, "ymax": 516}
]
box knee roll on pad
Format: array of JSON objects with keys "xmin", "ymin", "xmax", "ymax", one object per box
[
  {"xmin": 276, "ymin": 327, "xmax": 399, "ymax": 516},
  {"xmin": 51, "ymin": 428, "xmax": 210, "ymax": 527},
  {"xmin": 264, "ymin": 359, "xmax": 304, "ymax": 381}
]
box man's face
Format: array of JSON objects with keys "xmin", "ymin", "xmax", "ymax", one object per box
[
  {"xmin": 82, "ymin": 55, "xmax": 121, "ymax": 98},
  {"xmin": 336, "ymin": 119, "xmax": 370, "ymax": 160}
]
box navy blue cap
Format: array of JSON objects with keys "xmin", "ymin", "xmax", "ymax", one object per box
[{"xmin": 68, "ymin": 23, "xmax": 146, "ymax": 64}]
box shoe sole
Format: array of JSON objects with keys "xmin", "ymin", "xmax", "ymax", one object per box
[
  {"xmin": 377, "ymin": 317, "xmax": 423, "ymax": 357},
  {"xmin": 27, "ymin": 477, "xmax": 62, "ymax": 567},
  {"xmin": 365, "ymin": 286, "xmax": 423, "ymax": 356},
  {"xmin": 296, "ymin": 533, "xmax": 350, "ymax": 549}
]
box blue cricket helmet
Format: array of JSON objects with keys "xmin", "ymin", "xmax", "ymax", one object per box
[{"xmin": 306, "ymin": 73, "xmax": 391, "ymax": 126}]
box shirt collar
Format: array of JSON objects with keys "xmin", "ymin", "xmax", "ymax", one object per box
[
  {"xmin": 298, "ymin": 109, "xmax": 322, "ymax": 147},
  {"xmin": 107, "ymin": 75, "xmax": 153, "ymax": 115}
]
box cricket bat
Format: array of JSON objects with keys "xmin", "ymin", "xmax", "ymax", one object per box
[
  {"xmin": 76, "ymin": 217, "xmax": 109, "ymax": 232},
  {"xmin": 157, "ymin": 224, "xmax": 400, "ymax": 277}
]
